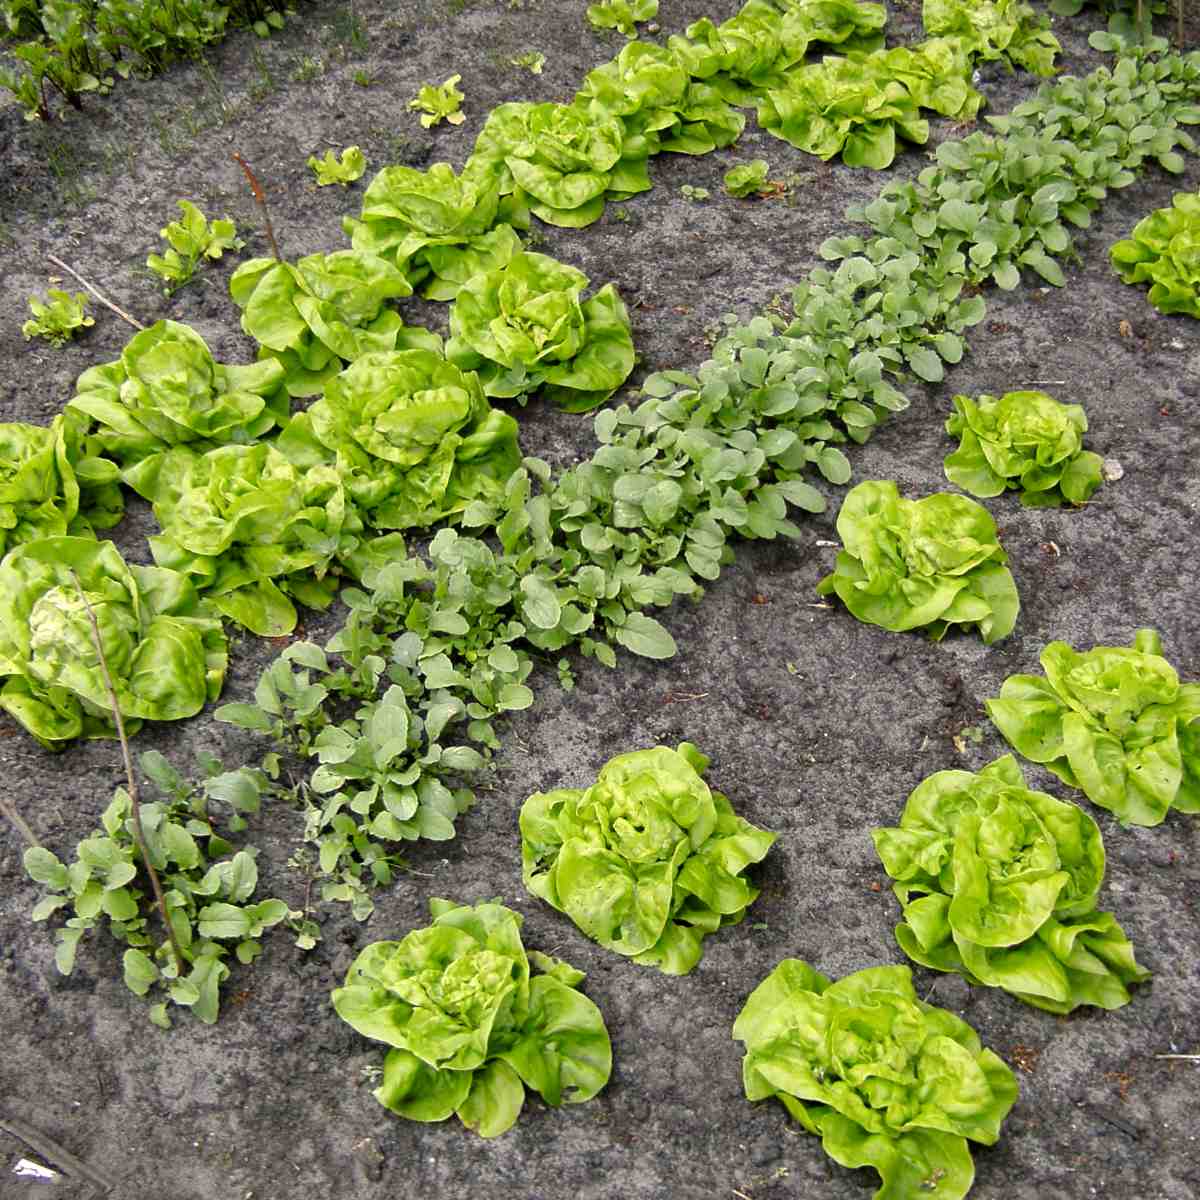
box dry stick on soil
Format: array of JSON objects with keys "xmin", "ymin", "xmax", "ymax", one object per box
[
  {"xmin": 69, "ymin": 570, "xmax": 185, "ymax": 976},
  {"xmin": 0, "ymin": 1112, "xmax": 117, "ymax": 1194},
  {"xmin": 0, "ymin": 794, "xmax": 42, "ymax": 849},
  {"xmin": 46, "ymin": 255, "xmax": 145, "ymax": 332},
  {"xmin": 233, "ymin": 152, "xmax": 281, "ymax": 261}
]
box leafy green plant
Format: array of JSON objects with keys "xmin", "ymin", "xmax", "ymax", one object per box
[
  {"xmin": 679, "ymin": 184, "xmax": 710, "ymax": 202},
  {"xmin": 146, "ymin": 200, "xmax": 243, "ymax": 294},
  {"xmin": 816, "ymin": 481, "xmax": 1020, "ymax": 644},
  {"xmin": 734, "ymin": 960, "xmax": 1019, "ymax": 1200},
  {"xmin": 409, "ymin": 74, "xmax": 465, "ymax": 128},
  {"xmin": 509, "ymin": 50, "xmax": 545, "ymax": 74},
  {"xmin": 872, "ymin": 754, "xmax": 1150, "ymax": 1013},
  {"xmin": 586, "ymin": 0, "xmax": 658, "ymax": 39},
  {"xmin": 332, "ymin": 899, "xmax": 612, "ymax": 1136},
  {"xmin": 445, "ymin": 250, "xmax": 636, "ymax": 412},
  {"xmin": 24, "ymin": 751, "xmax": 288, "ymax": 1027},
  {"xmin": 0, "ymin": 536, "xmax": 227, "ymax": 749},
  {"xmin": 520, "ymin": 743, "xmax": 776, "ymax": 974},
  {"xmin": 724, "ymin": 159, "xmax": 770, "ymax": 197},
  {"xmin": 922, "ymin": 0, "xmax": 1061, "ymax": 76},
  {"xmin": 944, "ymin": 390, "xmax": 1104, "ymax": 506},
  {"xmin": 1110, "ymin": 185, "xmax": 1200, "ymax": 318},
  {"xmin": 986, "ymin": 629, "xmax": 1200, "ymax": 825},
  {"xmin": 22, "ymin": 289, "xmax": 93, "ymax": 346},
  {"xmin": 307, "ymin": 145, "xmax": 367, "ymax": 187}
]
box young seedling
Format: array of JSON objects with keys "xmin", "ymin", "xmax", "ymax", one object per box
[
  {"xmin": 146, "ymin": 200, "xmax": 243, "ymax": 294},
  {"xmin": 21, "ymin": 289, "xmax": 93, "ymax": 346},
  {"xmin": 409, "ymin": 75, "xmax": 465, "ymax": 127},
  {"xmin": 307, "ymin": 145, "xmax": 367, "ymax": 186}
]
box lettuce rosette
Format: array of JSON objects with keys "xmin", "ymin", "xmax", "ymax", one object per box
[
  {"xmin": 0, "ymin": 536, "xmax": 227, "ymax": 749},
  {"xmin": 343, "ymin": 161, "xmax": 527, "ymax": 301},
  {"xmin": 1110, "ymin": 186, "xmax": 1200, "ymax": 319},
  {"xmin": 734, "ymin": 960, "xmax": 1018, "ymax": 1200},
  {"xmin": 986, "ymin": 629, "xmax": 1200, "ymax": 825},
  {"xmin": 944, "ymin": 390, "xmax": 1103, "ymax": 507},
  {"xmin": 520, "ymin": 743, "xmax": 777, "ymax": 974},
  {"xmin": 67, "ymin": 320, "xmax": 288, "ymax": 464},
  {"xmin": 124, "ymin": 443, "xmax": 353, "ymax": 637},
  {"xmin": 816, "ymin": 480, "xmax": 1019, "ymax": 644},
  {"xmin": 469, "ymin": 100, "xmax": 650, "ymax": 227},
  {"xmin": 276, "ymin": 348, "xmax": 521, "ymax": 531},
  {"xmin": 872, "ymin": 755, "xmax": 1149, "ymax": 1012},
  {"xmin": 857, "ymin": 38, "xmax": 982, "ymax": 122},
  {"xmin": 331, "ymin": 898, "xmax": 612, "ymax": 1138},
  {"xmin": 0, "ymin": 418, "xmax": 85, "ymax": 555},
  {"xmin": 230, "ymin": 249, "xmax": 438, "ymax": 397},
  {"xmin": 922, "ymin": 0, "xmax": 1061, "ymax": 77},
  {"xmin": 446, "ymin": 250, "xmax": 636, "ymax": 413},
  {"xmin": 573, "ymin": 40, "xmax": 744, "ymax": 158}
]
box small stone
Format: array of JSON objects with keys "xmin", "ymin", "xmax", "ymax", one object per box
[{"xmin": 1102, "ymin": 458, "xmax": 1124, "ymax": 482}]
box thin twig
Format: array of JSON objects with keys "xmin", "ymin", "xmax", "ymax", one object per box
[
  {"xmin": 1154, "ymin": 1053, "xmax": 1200, "ymax": 1060},
  {"xmin": 0, "ymin": 794, "xmax": 41, "ymax": 848},
  {"xmin": 0, "ymin": 1111, "xmax": 117, "ymax": 1193},
  {"xmin": 70, "ymin": 572, "xmax": 184, "ymax": 975},
  {"xmin": 46, "ymin": 255, "xmax": 144, "ymax": 331},
  {"xmin": 232, "ymin": 153, "xmax": 281, "ymax": 261}
]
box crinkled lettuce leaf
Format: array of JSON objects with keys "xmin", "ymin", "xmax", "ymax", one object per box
[
  {"xmin": 986, "ymin": 628, "xmax": 1200, "ymax": 825},
  {"xmin": 944, "ymin": 389, "xmax": 1103, "ymax": 507},
  {"xmin": 67, "ymin": 319, "xmax": 289, "ymax": 463},
  {"xmin": 520, "ymin": 742, "xmax": 776, "ymax": 974},
  {"xmin": 873, "ymin": 754, "xmax": 1150, "ymax": 1012},
  {"xmin": 446, "ymin": 250, "xmax": 636, "ymax": 412},
  {"xmin": 0, "ymin": 536, "xmax": 227, "ymax": 748},
  {"xmin": 922, "ymin": 0, "xmax": 1061, "ymax": 77},
  {"xmin": 816, "ymin": 480, "xmax": 1019, "ymax": 643},
  {"xmin": 275, "ymin": 348, "xmax": 522, "ymax": 530},
  {"xmin": 0, "ymin": 418, "xmax": 83, "ymax": 555},
  {"xmin": 1110, "ymin": 186, "xmax": 1200, "ymax": 319},
  {"xmin": 331, "ymin": 898, "xmax": 611, "ymax": 1137},
  {"xmin": 734, "ymin": 959, "xmax": 1018, "ymax": 1200}
]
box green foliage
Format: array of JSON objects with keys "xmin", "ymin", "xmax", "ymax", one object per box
[
  {"xmin": 509, "ymin": 50, "xmax": 545, "ymax": 75},
  {"xmin": 307, "ymin": 145, "xmax": 367, "ymax": 187},
  {"xmin": 873, "ymin": 755, "xmax": 1150, "ymax": 1013},
  {"xmin": 679, "ymin": 184, "xmax": 709, "ymax": 202},
  {"xmin": 724, "ymin": 159, "xmax": 770, "ymax": 197},
  {"xmin": 586, "ymin": 0, "xmax": 658, "ymax": 39},
  {"xmin": 445, "ymin": 250, "xmax": 636, "ymax": 412},
  {"xmin": 409, "ymin": 74, "xmax": 466, "ymax": 128},
  {"xmin": 332, "ymin": 899, "xmax": 611, "ymax": 1136},
  {"xmin": 0, "ymin": 536, "xmax": 227, "ymax": 748},
  {"xmin": 1052, "ymin": 0, "xmax": 1170, "ymax": 45},
  {"xmin": 24, "ymin": 750, "xmax": 288, "ymax": 1026},
  {"xmin": 986, "ymin": 629, "xmax": 1200, "ymax": 826},
  {"xmin": 0, "ymin": 418, "xmax": 80, "ymax": 553},
  {"xmin": 22, "ymin": 289, "xmax": 93, "ymax": 346},
  {"xmin": 734, "ymin": 959, "xmax": 1019, "ymax": 1200},
  {"xmin": 922, "ymin": 0, "xmax": 1061, "ymax": 77},
  {"xmin": 520, "ymin": 743, "xmax": 776, "ymax": 974},
  {"xmin": 944, "ymin": 390, "xmax": 1104, "ymax": 506},
  {"xmin": 816, "ymin": 481, "xmax": 1020, "ymax": 644},
  {"xmin": 1110, "ymin": 186, "xmax": 1200, "ymax": 317},
  {"xmin": 146, "ymin": 200, "xmax": 243, "ymax": 295}
]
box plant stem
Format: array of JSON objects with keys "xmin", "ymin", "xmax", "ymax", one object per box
[
  {"xmin": 232, "ymin": 152, "xmax": 281, "ymax": 260},
  {"xmin": 46, "ymin": 255, "xmax": 145, "ymax": 331},
  {"xmin": 70, "ymin": 571, "xmax": 184, "ymax": 976},
  {"xmin": 0, "ymin": 795, "xmax": 41, "ymax": 848}
]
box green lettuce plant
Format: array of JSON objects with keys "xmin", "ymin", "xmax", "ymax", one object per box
[
  {"xmin": 275, "ymin": 348, "xmax": 522, "ymax": 530},
  {"xmin": 586, "ymin": 0, "xmax": 658, "ymax": 39},
  {"xmin": 986, "ymin": 629, "xmax": 1200, "ymax": 825},
  {"xmin": 734, "ymin": 959, "xmax": 1018, "ymax": 1200},
  {"xmin": 922, "ymin": 0, "xmax": 1061, "ymax": 77},
  {"xmin": 872, "ymin": 754, "xmax": 1150, "ymax": 1012},
  {"xmin": 0, "ymin": 418, "xmax": 83, "ymax": 554},
  {"xmin": 146, "ymin": 200, "xmax": 243, "ymax": 295},
  {"xmin": 944, "ymin": 389, "xmax": 1104, "ymax": 506},
  {"xmin": 724, "ymin": 159, "xmax": 771, "ymax": 197},
  {"xmin": 22, "ymin": 289, "xmax": 93, "ymax": 346},
  {"xmin": 816, "ymin": 480, "xmax": 1019, "ymax": 644},
  {"xmin": 307, "ymin": 145, "xmax": 367, "ymax": 187},
  {"xmin": 1110, "ymin": 186, "xmax": 1200, "ymax": 318},
  {"xmin": 409, "ymin": 75, "xmax": 466, "ymax": 128},
  {"xmin": 344, "ymin": 161, "xmax": 524, "ymax": 299},
  {"xmin": 0, "ymin": 536, "xmax": 228, "ymax": 748},
  {"xmin": 445, "ymin": 250, "xmax": 636, "ymax": 412},
  {"xmin": 229, "ymin": 250, "xmax": 431, "ymax": 396},
  {"xmin": 331, "ymin": 898, "xmax": 612, "ymax": 1136},
  {"xmin": 520, "ymin": 743, "xmax": 777, "ymax": 974},
  {"xmin": 67, "ymin": 319, "xmax": 289, "ymax": 462}
]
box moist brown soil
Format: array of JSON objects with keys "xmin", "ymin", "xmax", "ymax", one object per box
[{"xmin": 1, "ymin": 3, "xmax": 1198, "ymax": 1199}]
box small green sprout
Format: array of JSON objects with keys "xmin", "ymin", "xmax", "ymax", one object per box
[
  {"xmin": 146, "ymin": 200, "xmax": 243, "ymax": 295},
  {"xmin": 409, "ymin": 74, "xmax": 466, "ymax": 128},
  {"xmin": 510, "ymin": 50, "xmax": 546, "ymax": 74},
  {"xmin": 724, "ymin": 160, "xmax": 771, "ymax": 198},
  {"xmin": 307, "ymin": 145, "xmax": 367, "ymax": 187},
  {"xmin": 586, "ymin": 0, "xmax": 658, "ymax": 38},
  {"xmin": 680, "ymin": 184, "xmax": 710, "ymax": 203},
  {"xmin": 22, "ymin": 290, "xmax": 94, "ymax": 346}
]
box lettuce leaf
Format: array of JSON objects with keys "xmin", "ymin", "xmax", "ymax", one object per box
[{"xmin": 1110, "ymin": 186, "xmax": 1200, "ymax": 319}]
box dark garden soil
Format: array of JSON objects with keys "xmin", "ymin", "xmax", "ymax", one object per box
[{"xmin": 1, "ymin": 3, "xmax": 1198, "ymax": 1198}]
